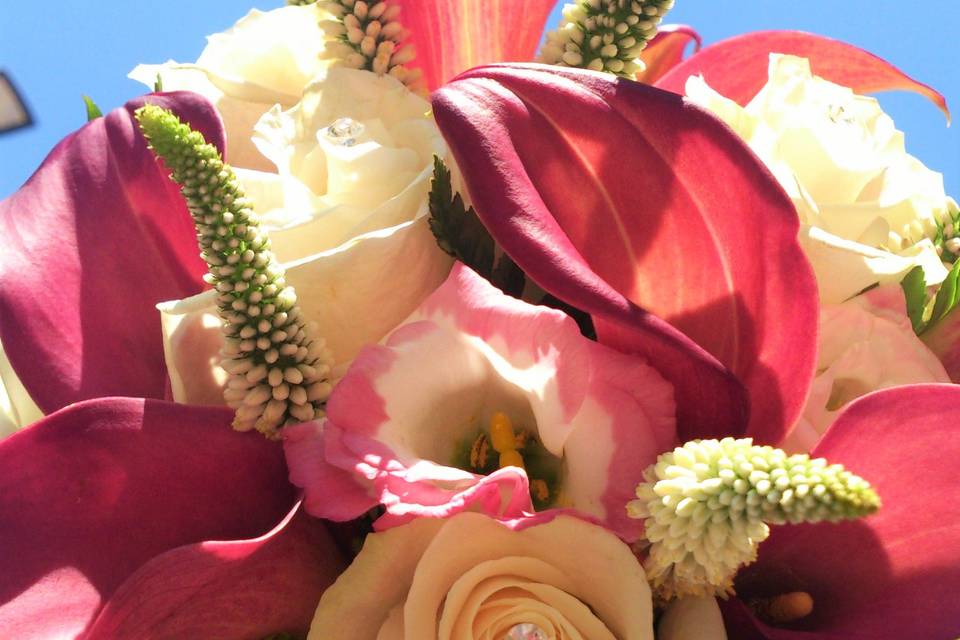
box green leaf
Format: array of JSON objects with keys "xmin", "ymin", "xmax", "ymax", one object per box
[
  {"xmin": 900, "ymin": 265, "xmax": 928, "ymax": 334},
  {"xmin": 82, "ymin": 95, "xmax": 102, "ymax": 121},
  {"xmin": 428, "ymin": 156, "xmax": 497, "ymax": 278},
  {"xmin": 925, "ymin": 260, "xmax": 960, "ymax": 332},
  {"xmin": 153, "ymin": 74, "xmax": 164, "ymax": 93},
  {"xmin": 490, "ymin": 253, "xmax": 526, "ymax": 298}
]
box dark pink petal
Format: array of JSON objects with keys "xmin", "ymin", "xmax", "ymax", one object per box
[
  {"xmin": 0, "ymin": 397, "xmax": 296, "ymax": 639},
  {"xmin": 432, "ymin": 64, "xmax": 818, "ymax": 442},
  {"xmin": 0, "ymin": 92, "xmax": 222, "ymax": 415},
  {"xmin": 284, "ymin": 420, "xmax": 381, "ymax": 521},
  {"xmin": 730, "ymin": 384, "xmax": 960, "ymax": 639},
  {"xmin": 635, "ymin": 25, "xmax": 702, "ymax": 85},
  {"xmin": 396, "ymin": 0, "xmax": 557, "ymax": 91},
  {"xmin": 655, "ymin": 31, "xmax": 950, "ymax": 121},
  {"xmin": 85, "ymin": 505, "xmax": 345, "ymax": 640}
]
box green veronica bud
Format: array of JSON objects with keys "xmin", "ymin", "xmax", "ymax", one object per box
[
  {"xmin": 136, "ymin": 105, "xmax": 334, "ymax": 438},
  {"xmin": 539, "ymin": 0, "xmax": 675, "ymax": 77},
  {"xmin": 627, "ymin": 437, "xmax": 880, "ymax": 602}
]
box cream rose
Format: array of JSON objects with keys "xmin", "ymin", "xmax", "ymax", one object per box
[
  {"xmin": 783, "ymin": 284, "xmax": 949, "ymax": 452},
  {"xmin": 687, "ymin": 54, "xmax": 952, "ymax": 303},
  {"xmin": 0, "ymin": 341, "xmax": 42, "ymax": 436},
  {"xmin": 159, "ymin": 67, "xmax": 453, "ymax": 405},
  {"xmin": 308, "ymin": 512, "xmax": 658, "ymax": 639},
  {"xmin": 130, "ymin": 4, "xmax": 333, "ymax": 171}
]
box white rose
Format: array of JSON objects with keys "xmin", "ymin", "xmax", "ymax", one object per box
[
  {"xmin": 130, "ymin": 4, "xmax": 333, "ymax": 171},
  {"xmin": 687, "ymin": 54, "xmax": 951, "ymax": 303},
  {"xmin": 308, "ymin": 512, "xmax": 661, "ymax": 639},
  {"xmin": 783, "ymin": 285, "xmax": 949, "ymax": 452},
  {"xmin": 160, "ymin": 68, "xmax": 452, "ymax": 406},
  {"xmin": 0, "ymin": 341, "xmax": 42, "ymax": 436}
]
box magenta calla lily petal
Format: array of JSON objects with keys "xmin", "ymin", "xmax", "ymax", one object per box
[
  {"xmin": 0, "ymin": 92, "xmax": 222, "ymax": 415},
  {"xmin": 635, "ymin": 24, "xmax": 702, "ymax": 85},
  {"xmin": 396, "ymin": 0, "xmax": 557, "ymax": 91},
  {"xmin": 655, "ymin": 31, "xmax": 950, "ymax": 122},
  {"xmin": 0, "ymin": 397, "xmax": 298, "ymax": 638},
  {"xmin": 85, "ymin": 505, "xmax": 345, "ymax": 639},
  {"xmin": 728, "ymin": 384, "xmax": 960, "ymax": 639},
  {"xmin": 431, "ymin": 63, "xmax": 818, "ymax": 443}
]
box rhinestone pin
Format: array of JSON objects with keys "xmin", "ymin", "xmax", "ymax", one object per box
[{"xmin": 322, "ymin": 117, "xmax": 365, "ymax": 147}]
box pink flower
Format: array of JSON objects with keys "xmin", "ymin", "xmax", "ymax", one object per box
[{"xmin": 285, "ymin": 263, "xmax": 676, "ymax": 541}]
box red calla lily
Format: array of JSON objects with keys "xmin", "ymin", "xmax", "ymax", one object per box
[
  {"xmin": 0, "ymin": 397, "xmax": 345, "ymax": 638},
  {"xmin": 635, "ymin": 25, "xmax": 702, "ymax": 85},
  {"xmin": 0, "ymin": 93, "xmax": 219, "ymax": 415},
  {"xmin": 431, "ymin": 63, "xmax": 818, "ymax": 443},
  {"xmin": 654, "ymin": 30, "xmax": 950, "ymax": 121},
  {"xmin": 726, "ymin": 384, "xmax": 960, "ymax": 639},
  {"xmin": 397, "ymin": 0, "xmax": 558, "ymax": 91}
]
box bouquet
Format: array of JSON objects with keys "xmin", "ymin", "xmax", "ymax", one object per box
[{"xmin": 1, "ymin": 1, "xmax": 958, "ymax": 638}]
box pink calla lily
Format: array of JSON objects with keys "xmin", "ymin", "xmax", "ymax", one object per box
[
  {"xmin": 635, "ymin": 25, "xmax": 702, "ymax": 85},
  {"xmin": 431, "ymin": 63, "xmax": 818, "ymax": 443},
  {"xmin": 0, "ymin": 397, "xmax": 345, "ymax": 638},
  {"xmin": 397, "ymin": 0, "xmax": 558, "ymax": 91},
  {"xmin": 725, "ymin": 384, "xmax": 960, "ymax": 639},
  {"xmin": 0, "ymin": 93, "xmax": 221, "ymax": 415},
  {"xmin": 654, "ymin": 31, "xmax": 950, "ymax": 122}
]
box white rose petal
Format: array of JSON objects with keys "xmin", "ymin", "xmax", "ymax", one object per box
[
  {"xmin": 159, "ymin": 218, "xmax": 451, "ymax": 402},
  {"xmin": 688, "ymin": 54, "xmax": 953, "ymax": 303},
  {"xmin": 156, "ymin": 66, "xmax": 453, "ymax": 406},
  {"xmin": 129, "ymin": 5, "xmax": 332, "ymax": 171},
  {"xmin": 0, "ymin": 339, "xmax": 43, "ymax": 437}
]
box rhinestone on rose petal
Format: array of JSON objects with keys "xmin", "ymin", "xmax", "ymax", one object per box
[
  {"xmin": 505, "ymin": 623, "xmax": 548, "ymax": 640},
  {"xmin": 322, "ymin": 117, "xmax": 365, "ymax": 147}
]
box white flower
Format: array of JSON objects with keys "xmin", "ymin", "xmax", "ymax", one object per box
[
  {"xmin": 130, "ymin": 4, "xmax": 333, "ymax": 171},
  {"xmin": 0, "ymin": 341, "xmax": 42, "ymax": 437},
  {"xmin": 160, "ymin": 68, "xmax": 452, "ymax": 406},
  {"xmin": 687, "ymin": 54, "xmax": 951, "ymax": 303},
  {"xmin": 783, "ymin": 285, "xmax": 949, "ymax": 452}
]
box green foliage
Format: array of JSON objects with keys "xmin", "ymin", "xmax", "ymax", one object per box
[
  {"xmin": 153, "ymin": 74, "xmax": 163, "ymax": 93},
  {"xmin": 901, "ymin": 266, "xmax": 928, "ymax": 334},
  {"xmin": 900, "ymin": 262, "xmax": 960, "ymax": 335},
  {"xmin": 428, "ymin": 156, "xmax": 526, "ymax": 297},
  {"xmin": 82, "ymin": 96, "xmax": 102, "ymax": 121},
  {"xmin": 927, "ymin": 261, "xmax": 960, "ymax": 331}
]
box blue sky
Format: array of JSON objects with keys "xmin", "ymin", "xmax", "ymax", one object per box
[{"xmin": 1, "ymin": 1, "xmax": 958, "ymax": 199}]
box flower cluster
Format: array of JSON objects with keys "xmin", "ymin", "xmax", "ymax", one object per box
[{"xmin": 0, "ymin": 2, "xmax": 958, "ymax": 639}]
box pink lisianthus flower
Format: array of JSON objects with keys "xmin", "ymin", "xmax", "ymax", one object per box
[{"xmin": 285, "ymin": 263, "xmax": 676, "ymax": 541}]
